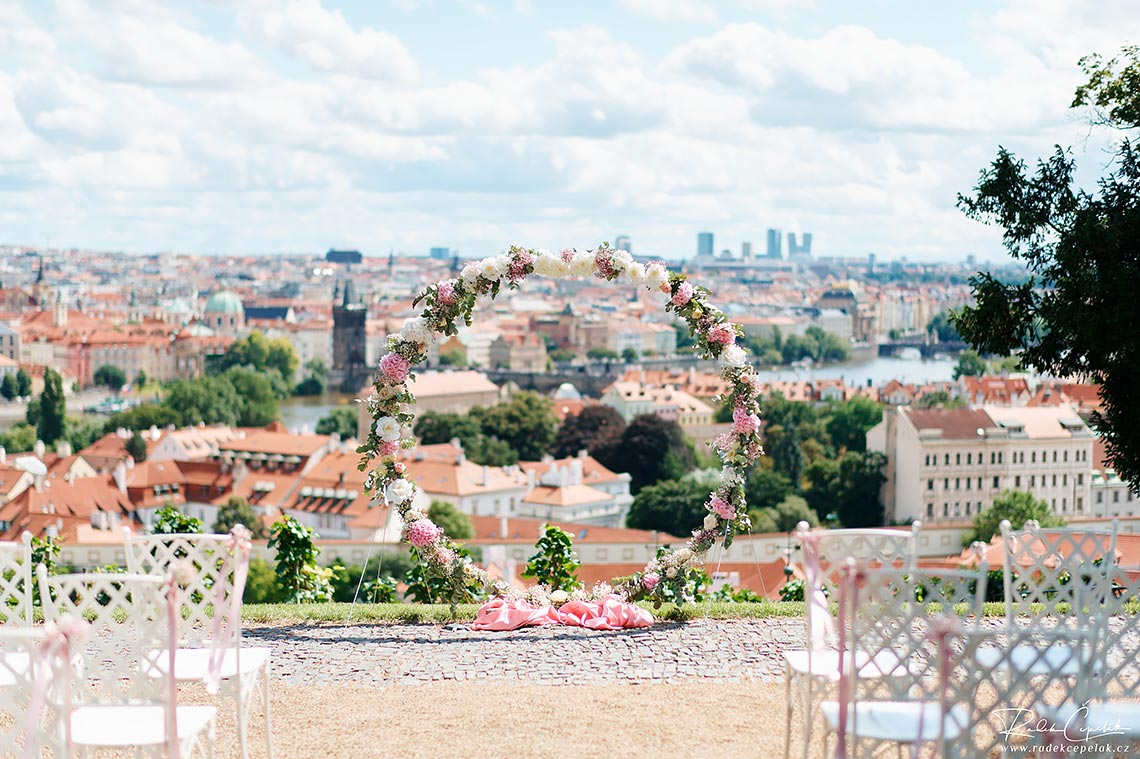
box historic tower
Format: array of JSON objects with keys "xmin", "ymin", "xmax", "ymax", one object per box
[{"xmin": 330, "ymin": 276, "xmax": 368, "ymax": 392}]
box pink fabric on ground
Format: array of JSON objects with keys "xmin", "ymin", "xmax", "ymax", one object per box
[{"xmin": 471, "ymin": 595, "xmax": 653, "ymax": 631}]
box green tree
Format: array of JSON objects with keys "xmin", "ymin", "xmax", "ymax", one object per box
[
  {"xmin": 215, "ymin": 331, "xmax": 270, "ymax": 373},
  {"xmin": 266, "ymin": 337, "xmax": 300, "ymax": 380},
  {"xmin": 0, "ymin": 423, "xmax": 36, "ymax": 453},
  {"xmin": 243, "ymin": 557, "xmax": 282, "ymax": 603},
  {"xmin": 315, "ymin": 406, "xmax": 359, "ymax": 438},
  {"xmin": 626, "ymin": 478, "xmax": 709, "ymax": 536},
  {"xmin": 124, "ymin": 431, "xmax": 148, "ymax": 463},
  {"xmin": 439, "ymin": 349, "xmax": 467, "ymax": 367},
  {"xmin": 14, "ymin": 368, "xmax": 31, "ymax": 398},
  {"xmin": 595, "ymin": 414, "xmax": 695, "ymax": 493},
  {"xmin": 269, "ymin": 515, "xmax": 334, "ymax": 603},
  {"xmin": 402, "ymin": 545, "xmax": 484, "ymax": 605},
  {"xmin": 135, "ymin": 370, "xmax": 148, "ymax": 387},
  {"xmin": 552, "ymin": 404, "xmax": 626, "ymax": 459},
  {"xmin": 24, "ymin": 398, "xmax": 39, "ymax": 428},
  {"xmin": 621, "ymin": 347, "xmax": 639, "ymax": 363},
  {"xmin": 103, "ymin": 403, "xmax": 181, "ymax": 434},
  {"xmin": 62, "ymin": 415, "xmax": 102, "ymax": 452},
  {"xmin": 93, "ymin": 365, "xmax": 127, "ymax": 390},
  {"xmin": 330, "ymin": 550, "xmax": 414, "ymax": 603},
  {"xmin": 804, "ymin": 451, "xmax": 886, "ymax": 528},
  {"xmin": 36, "ymin": 368, "xmax": 66, "ymax": 445},
  {"xmin": 586, "ymin": 347, "xmax": 619, "ymax": 361},
  {"xmin": 521, "ymin": 524, "xmax": 581, "ymax": 592},
  {"xmin": 915, "ymin": 390, "xmax": 967, "ymax": 410},
  {"xmin": 476, "ymin": 392, "xmax": 556, "ymax": 462},
  {"xmin": 293, "ymin": 357, "xmax": 328, "ymax": 396},
  {"xmin": 163, "ymin": 376, "xmax": 242, "ymax": 426},
  {"xmin": 151, "ymin": 505, "xmax": 204, "ymax": 535},
  {"xmin": 927, "ymin": 311, "xmax": 961, "ymax": 342},
  {"xmin": 213, "ymin": 496, "xmax": 268, "ymax": 538},
  {"xmin": 427, "ymin": 500, "xmax": 474, "ymax": 540},
  {"xmin": 963, "ymin": 490, "xmax": 1065, "ymax": 546},
  {"xmin": 0, "ymin": 372, "xmax": 16, "ymax": 401},
  {"xmin": 414, "ymin": 410, "xmax": 483, "ymax": 447},
  {"xmin": 825, "ymin": 396, "xmax": 883, "ymax": 454},
  {"xmin": 953, "ymin": 349, "xmax": 987, "ymax": 380},
  {"xmin": 766, "ymin": 494, "xmax": 820, "ymax": 532},
  {"xmin": 953, "ymin": 45, "xmax": 1140, "ymax": 486},
  {"xmin": 224, "ymin": 368, "xmax": 280, "ymax": 426},
  {"xmin": 745, "ymin": 468, "xmax": 793, "ymax": 512}
]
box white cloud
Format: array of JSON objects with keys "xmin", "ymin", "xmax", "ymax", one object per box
[
  {"xmin": 239, "ymin": 0, "xmax": 419, "ymax": 84},
  {"xmin": 619, "ymin": 0, "xmax": 718, "ymax": 25}
]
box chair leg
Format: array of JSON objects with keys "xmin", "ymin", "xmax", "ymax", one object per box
[
  {"xmin": 236, "ymin": 683, "xmax": 250, "ymax": 759},
  {"xmin": 262, "ymin": 660, "xmax": 274, "ymax": 759},
  {"xmin": 784, "ymin": 668, "xmax": 793, "ymax": 759},
  {"xmin": 802, "ymin": 676, "xmax": 814, "ymax": 759}
]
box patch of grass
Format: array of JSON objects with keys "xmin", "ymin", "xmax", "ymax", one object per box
[{"xmin": 242, "ymin": 602, "xmax": 482, "ymax": 624}]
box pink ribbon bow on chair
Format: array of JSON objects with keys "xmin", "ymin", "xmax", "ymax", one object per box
[
  {"xmin": 23, "ymin": 615, "xmax": 90, "ymax": 759},
  {"xmin": 204, "ymin": 525, "xmax": 253, "ymax": 695},
  {"xmin": 834, "ymin": 558, "xmax": 868, "ymax": 759}
]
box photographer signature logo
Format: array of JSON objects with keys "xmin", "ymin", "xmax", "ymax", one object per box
[{"xmin": 995, "ymin": 703, "xmax": 1126, "ymax": 743}]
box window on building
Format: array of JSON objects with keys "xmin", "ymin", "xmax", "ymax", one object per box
[
  {"xmin": 1062, "ymin": 498, "xmax": 1067, "ymax": 511},
  {"xmin": 1052, "ymin": 475, "xmax": 1057, "ymax": 487},
  {"xmin": 926, "ymin": 503, "xmax": 934, "ymax": 518},
  {"xmin": 999, "ymin": 452, "xmax": 1003, "ymax": 464},
  {"xmin": 966, "ymin": 478, "xmax": 971, "ymax": 490},
  {"xmin": 1077, "ymin": 498, "xmax": 1083, "ymax": 512},
  {"xmin": 1032, "ymin": 451, "xmax": 1036, "ymax": 463},
  {"xmin": 1097, "ymin": 492, "xmax": 1104, "ymax": 504},
  {"xmin": 993, "ymin": 476, "xmax": 999, "ymax": 489},
  {"xmin": 943, "ymin": 504, "xmax": 949, "ymax": 517},
  {"xmin": 1113, "ymin": 492, "xmax": 1120, "ymax": 503},
  {"xmin": 944, "ymin": 454, "xmax": 950, "ymax": 466},
  {"xmin": 944, "ymin": 478, "xmax": 949, "ymax": 489},
  {"xmin": 1052, "ymin": 499, "xmax": 1056, "ymax": 508},
  {"xmin": 1030, "ymin": 475, "xmax": 1036, "ymax": 487},
  {"xmin": 927, "ymin": 479, "xmax": 934, "ymax": 491},
  {"xmin": 967, "ymin": 453, "xmax": 972, "ymax": 465},
  {"xmin": 954, "ymin": 503, "xmax": 961, "ymax": 516},
  {"xmin": 1063, "ymin": 450, "xmax": 1068, "ymax": 462},
  {"xmin": 955, "ymin": 478, "xmax": 960, "ymax": 490},
  {"xmin": 956, "ymin": 453, "xmax": 961, "ymax": 465},
  {"xmin": 1078, "ymin": 474, "xmax": 1084, "ymax": 485},
  {"xmin": 1063, "ymin": 474, "xmax": 1067, "ymax": 486},
  {"xmin": 1015, "ymin": 475, "xmax": 1021, "ymax": 487}
]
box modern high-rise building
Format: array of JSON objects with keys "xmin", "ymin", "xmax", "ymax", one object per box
[
  {"xmin": 766, "ymin": 229, "xmax": 782, "ymax": 259},
  {"xmin": 429, "ymin": 247, "xmax": 451, "ymax": 260},
  {"xmin": 788, "ymin": 232, "xmax": 813, "ymax": 256},
  {"xmin": 697, "ymin": 232, "xmax": 714, "ymax": 258},
  {"xmin": 741, "ymin": 241, "xmax": 753, "ymax": 260},
  {"xmin": 326, "ymin": 249, "xmax": 362, "ymax": 265},
  {"xmin": 614, "ymin": 235, "xmax": 632, "ymax": 253}
]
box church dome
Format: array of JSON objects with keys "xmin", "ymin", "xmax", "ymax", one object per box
[
  {"xmin": 204, "ymin": 290, "xmax": 243, "ymax": 315},
  {"xmin": 553, "ymin": 382, "xmax": 582, "ymax": 400}
]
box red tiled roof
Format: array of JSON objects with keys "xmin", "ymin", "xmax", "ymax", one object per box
[{"xmin": 904, "ymin": 408, "xmax": 995, "ymax": 439}]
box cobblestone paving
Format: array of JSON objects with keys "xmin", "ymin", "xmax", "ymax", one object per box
[{"xmin": 246, "ymin": 618, "xmax": 804, "ymax": 686}]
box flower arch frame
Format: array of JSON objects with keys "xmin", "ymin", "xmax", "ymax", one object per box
[{"xmin": 357, "ymin": 244, "xmax": 764, "ymax": 605}]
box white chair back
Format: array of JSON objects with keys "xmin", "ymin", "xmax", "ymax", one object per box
[
  {"xmin": 998, "ymin": 519, "xmax": 1118, "ymax": 632},
  {"xmin": 37, "ymin": 566, "xmax": 168, "ymax": 705},
  {"xmin": 123, "ymin": 528, "xmax": 250, "ymax": 651},
  {"xmin": 0, "ymin": 532, "xmax": 33, "ymax": 626},
  {"xmin": 0, "ymin": 626, "xmax": 68, "ymax": 757},
  {"xmin": 796, "ymin": 521, "xmax": 922, "ymax": 651}
]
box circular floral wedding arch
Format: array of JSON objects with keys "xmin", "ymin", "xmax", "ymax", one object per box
[{"xmin": 358, "ymin": 244, "xmax": 764, "ymax": 605}]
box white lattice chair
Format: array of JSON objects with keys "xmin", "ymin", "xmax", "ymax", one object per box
[
  {"xmin": 816, "ymin": 562, "xmax": 988, "ymax": 758},
  {"xmin": 124, "ymin": 527, "xmax": 273, "ymax": 759},
  {"xmin": 783, "ymin": 521, "xmax": 922, "ymax": 759},
  {"xmin": 1050, "ymin": 561, "xmax": 1140, "ymax": 758},
  {"xmin": 975, "ymin": 519, "xmax": 1118, "ymax": 684},
  {"xmin": 37, "ymin": 565, "xmax": 217, "ymax": 757},
  {"xmin": 0, "ymin": 626, "xmax": 68, "ymax": 757},
  {"xmin": 0, "ymin": 531, "xmax": 33, "ymax": 626}
]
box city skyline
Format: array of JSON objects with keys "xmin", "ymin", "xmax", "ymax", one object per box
[{"xmin": 0, "ymin": 1, "xmax": 1133, "ymax": 262}]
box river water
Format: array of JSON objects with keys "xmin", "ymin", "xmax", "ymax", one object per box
[{"xmin": 277, "ymin": 355, "xmax": 956, "ymax": 430}]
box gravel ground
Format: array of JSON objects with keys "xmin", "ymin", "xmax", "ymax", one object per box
[{"xmin": 244, "ymin": 617, "xmax": 805, "ymax": 686}]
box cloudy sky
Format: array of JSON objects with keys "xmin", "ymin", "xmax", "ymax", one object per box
[{"xmin": 0, "ymin": 0, "xmax": 1135, "ymax": 262}]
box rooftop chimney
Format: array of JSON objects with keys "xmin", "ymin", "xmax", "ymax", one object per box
[
  {"xmin": 482, "ymin": 465, "xmax": 490, "ymax": 487},
  {"xmin": 56, "ymin": 440, "xmax": 72, "ymax": 458},
  {"xmin": 33, "ymin": 440, "xmax": 45, "ymax": 459},
  {"xmin": 112, "ymin": 461, "xmax": 128, "ymax": 493},
  {"xmin": 0, "ymin": 446, "xmax": 6, "ymax": 465}
]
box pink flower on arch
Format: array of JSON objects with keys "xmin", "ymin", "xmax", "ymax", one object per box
[
  {"xmin": 707, "ymin": 324, "xmax": 736, "ymax": 346},
  {"xmin": 436, "ymin": 280, "xmax": 458, "ymax": 305},
  {"xmin": 732, "ymin": 407, "xmax": 760, "ymax": 435},
  {"xmin": 642, "ymin": 573, "xmax": 660, "ymax": 590},
  {"xmin": 406, "ymin": 519, "xmax": 442, "ymax": 548},
  {"xmin": 379, "ymin": 352, "xmax": 410, "ymax": 383},
  {"xmin": 671, "ymin": 281, "xmax": 694, "ymax": 307},
  {"xmin": 377, "ymin": 440, "xmax": 399, "ymax": 457},
  {"xmin": 710, "ymin": 496, "xmax": 735, "ymax": 521},
  {"xmin": 561, "ymin": 248, "xmax": 575, "ymax": 264},
  {"xmin": 508, "ymin": 250, "xmax": 534, "ymax": 281}
]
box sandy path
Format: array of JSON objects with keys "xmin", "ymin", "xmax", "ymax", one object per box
[{"xmin": 190, "ymin": 680, "xmax": 815, "ymax": 759}]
